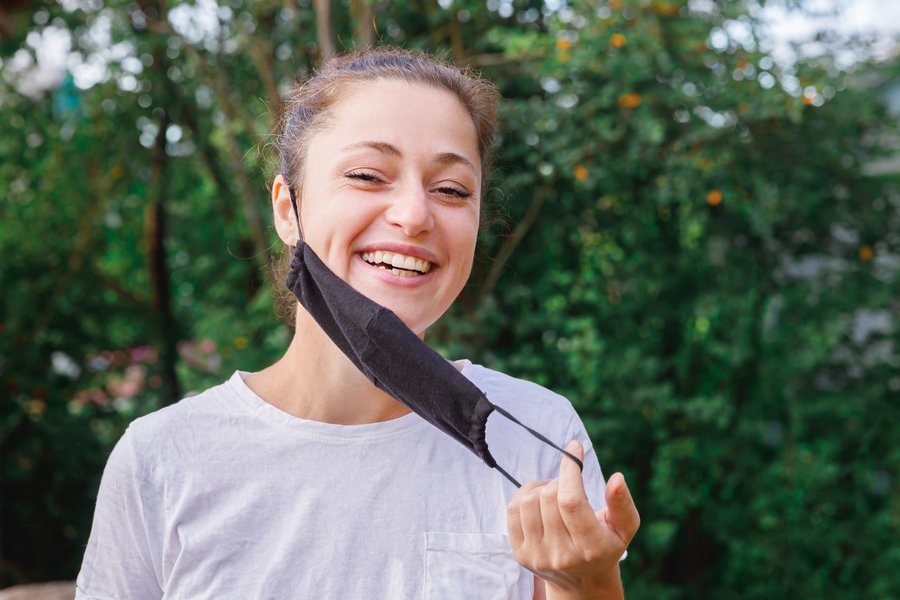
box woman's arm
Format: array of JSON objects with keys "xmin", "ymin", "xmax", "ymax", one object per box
[
  {"xmin": 534, "ymin": 566, "xmax": 623, "ymax": 600},
  {"xmin": 511, "ymin": 441, "xmax": 639, "ymax": 600}
]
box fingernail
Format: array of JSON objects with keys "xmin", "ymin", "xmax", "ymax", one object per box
[{"xmin": 565, "ymin": 440, "xmax": 582, "ymax": 452}]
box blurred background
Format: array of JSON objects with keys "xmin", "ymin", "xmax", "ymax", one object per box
[{"xmin": 1, "ymin": 0, "xmax": 899, "ymax": 597}]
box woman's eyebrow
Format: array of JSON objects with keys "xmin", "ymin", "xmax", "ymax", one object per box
[
  {"xmin": 433, "ymin": 152, "xmax": 476, "ymax": 172},
  {"xmin": 339, "ymin": 140, "xmax": 476, "ymax": 172},
  {"xmin": 340, "ymin": 140, "xmax": 402, "ymax": 156}
]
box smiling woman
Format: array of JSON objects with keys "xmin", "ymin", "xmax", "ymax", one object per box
[
  {"xmin": 272, "ymin": 79, "xmax": 482, "ymax": 335},
  {"xmin": 268, "ymin": 51, "xmax": 499, "ymax": 332},
  {"xmin": 75, "ymin": 48, "xmax": 638, "ymax": 600}
]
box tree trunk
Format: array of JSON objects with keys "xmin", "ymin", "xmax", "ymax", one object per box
[
  {"xmin": 314, "ymin": 0, "xmax": 336, "ymax": 61},
  {"xmin": 351, "ymin": 0, "xmax": 374, "ymax": 48},
  {"xmin": 146, "ymin": 102, "xmax": 181, "ymax": 406}
]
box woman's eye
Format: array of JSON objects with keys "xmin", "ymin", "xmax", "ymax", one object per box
[
  {"xmin": 435, "ymin": 186, "xmax": 473, "ymax": 199},
  {"xmin": 346, "ymin": 171, "xmax": 384, "ymax": 184}
]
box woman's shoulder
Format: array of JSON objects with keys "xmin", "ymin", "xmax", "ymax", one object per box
[
  {"xmin": 110, "ymin": 373, "xmax": 254, "ymax": 479},
  {"xmin": 127, "ymin": 373, "xmax": 241, "ymax": 439},
  {"xmin": 460, "ymin": 360, "xmax": 577, "ymax": 424},
  {"xmin": 102, "ymin": 372, "xmax": 274, "ymax": 494}
]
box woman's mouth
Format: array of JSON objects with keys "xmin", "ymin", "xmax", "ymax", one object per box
[{"xmin": 360, "ymin": 250, "xmax": 433, "ymax": 277}]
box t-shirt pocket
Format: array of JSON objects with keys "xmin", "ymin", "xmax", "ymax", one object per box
[{"xmin": 423, "ymin": 532, "xmax": 532, "ymax": 600}]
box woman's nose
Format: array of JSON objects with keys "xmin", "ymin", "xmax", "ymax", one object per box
[{"xmin": 384, "ymin": 183, "xmax": 435, "ymax": 237}]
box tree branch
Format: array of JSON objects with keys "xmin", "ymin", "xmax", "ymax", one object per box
[
  {"xmin": 247, "ymin": 36, "xmax": 283, "ymax": 119},
  {"xmin": 476, "ymin": 178, "xmax": 555, "ymax": 306},
  {"xmin": 149, "ymin": 20, "xmax": 272, "ymax": 276},
  {"xmin": 210, "ymin": 62, "xmax": 273, "ymax": 275}
]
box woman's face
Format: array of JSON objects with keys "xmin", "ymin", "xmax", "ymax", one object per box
[{"xmin": 287, "ymin": 79, "xmax": 481, "ymax": 335}]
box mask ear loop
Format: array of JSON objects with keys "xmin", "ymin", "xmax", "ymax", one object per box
[
  {"xmin": 287, "ymin": 183, "xmax": 303, "ymax": 243},
  {"xmin": 490, "ymin": 404, "xmax": 584, "ymax": 488}
]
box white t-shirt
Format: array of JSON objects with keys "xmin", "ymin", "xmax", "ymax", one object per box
[{"xmin": 76, "ymin": 360, "xmax": 608, "ymax": 600}]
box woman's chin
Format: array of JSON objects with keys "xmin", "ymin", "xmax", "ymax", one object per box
[
  {"xmin": 352, "ymin": 286, "xmax": 441, "ymax": 333},
  {"xmin": 389, "ymin": 311, "xmax": 432, "ymax": 338}
]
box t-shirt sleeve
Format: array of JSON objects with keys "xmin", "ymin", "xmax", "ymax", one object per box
[
  {"xmin": 562, "ymin": 411, "xmax": 628, "ymax": 562},
  {"xmin": 76, "ymin": 427, "xmax": 164, "ymax": 599}
]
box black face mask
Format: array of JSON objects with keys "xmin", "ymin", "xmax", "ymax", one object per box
[{"xmin": 285, "ymin": 197, "xmax": 581, "ymax": 487}]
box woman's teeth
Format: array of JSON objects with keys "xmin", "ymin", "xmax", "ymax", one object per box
[{"xmin": 361, "ymin": 251, "xmax": 432, "ymax": 276}]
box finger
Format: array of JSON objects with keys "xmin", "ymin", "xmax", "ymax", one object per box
[
  {"xmin": 510, "ymin": 479, "xmax": 550, "ymax": 506},
  {"xmin": 507, "ymin": 480, "xmax": 550, "ymax": 551},
  {"xmin": 557, "ymin": 440, "xmax": 587, "ymax": 501},
  {"xmin": 603, "ymin": 473, "xmax": 641, "ymax": 546},
  {"xmin": 507, "ymin": 500, "xmax": 524, "ymax": 551},
  {"xmin": 557, "ymin": 440, "xmax": 603, "ymax": 545},
  {"xmin": 519, "ymin": 484, "xmax": 545, "ymax": 544},
  {"xmin": 538, "ymin": 479, "xmax": 571, "ymax": 547}
]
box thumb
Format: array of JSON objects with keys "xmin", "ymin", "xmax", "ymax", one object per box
[{"xmin": 603, "ymin": 473, "xmax": 640, "ymax": 546}]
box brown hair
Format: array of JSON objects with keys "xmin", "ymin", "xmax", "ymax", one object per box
[{"xmin": 270, "ymin": 47, "xmax": 500, "ymax": 327}]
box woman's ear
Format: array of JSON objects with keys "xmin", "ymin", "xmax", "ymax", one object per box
[{"xmin": 272, "ymin": 174, "xmax": 300, "ymax": 245}]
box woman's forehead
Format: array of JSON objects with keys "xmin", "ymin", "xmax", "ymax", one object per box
[{"xmin": 314, "ymin": 79, "xmax": 480, "ymax": 162}]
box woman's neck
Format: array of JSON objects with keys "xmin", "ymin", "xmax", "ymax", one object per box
[{"xmin": 244, "ymin": 309, "xmax": 412, "ymax": 425}]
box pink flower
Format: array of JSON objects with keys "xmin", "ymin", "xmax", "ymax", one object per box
[{"xmin": 131, "ymin": 346, "xmax": 152, "ymax": 361}]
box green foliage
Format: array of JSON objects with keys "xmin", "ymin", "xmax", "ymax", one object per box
[{"xmin": 2, "ymin": 0, "xmax": 899, "ymax": 596}]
